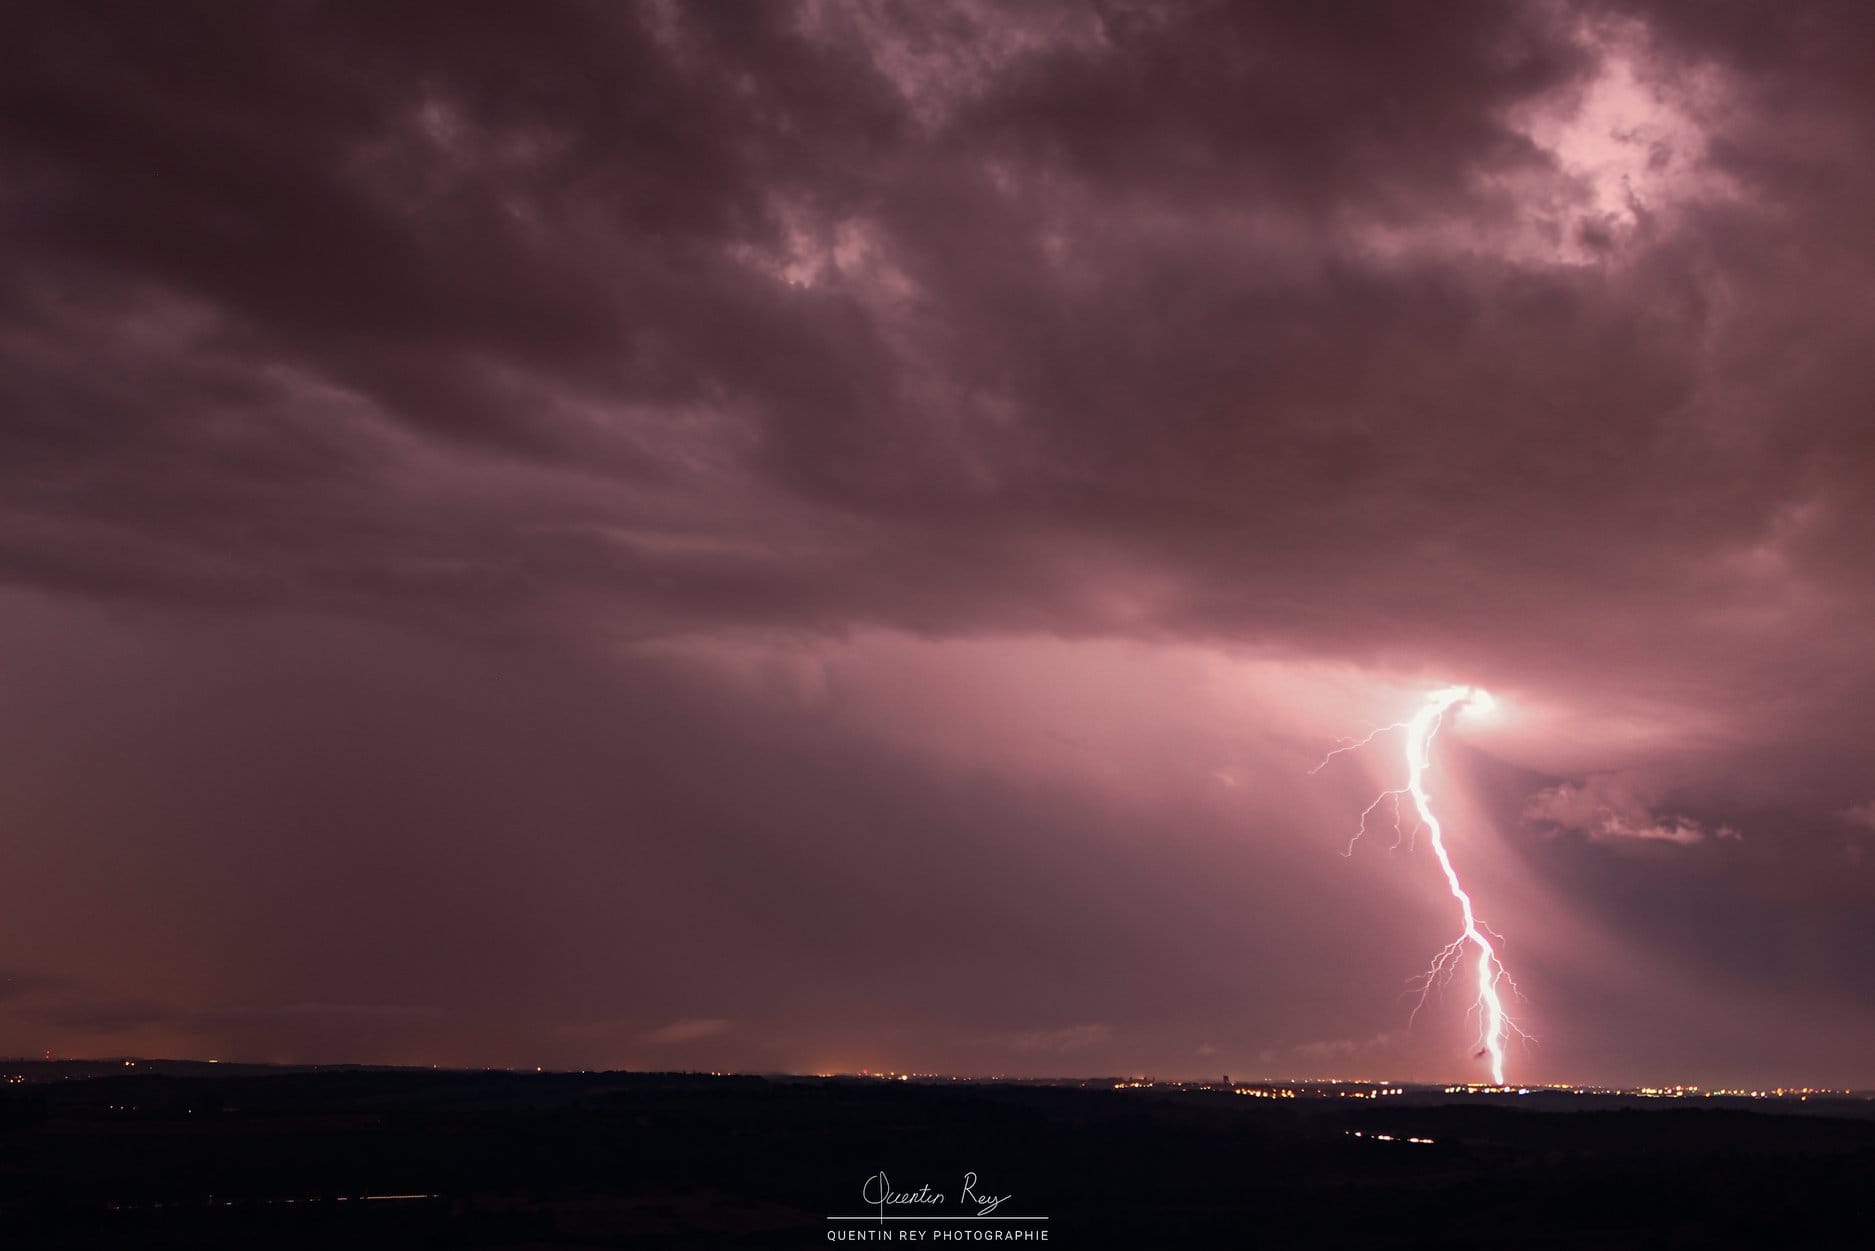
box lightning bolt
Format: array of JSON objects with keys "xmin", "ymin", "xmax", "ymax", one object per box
[{"xmin": 1313, "ymin": 685, "xmax": 1527, "ymax": 1086}]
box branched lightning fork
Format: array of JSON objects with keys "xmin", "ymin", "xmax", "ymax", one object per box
[{"xmin": 1314, "ymin": 686, "xmax": 1529, "ymax": 1086}]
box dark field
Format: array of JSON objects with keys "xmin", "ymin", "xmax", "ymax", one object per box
[{"xmin": 2, "ymin": 1066, "xmax": 1872, "ymax": 1248}]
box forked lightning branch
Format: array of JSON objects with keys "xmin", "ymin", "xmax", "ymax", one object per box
[{"xmin": 1312, "ymin": 686, "xmax": 1529, "ymax": 1085}]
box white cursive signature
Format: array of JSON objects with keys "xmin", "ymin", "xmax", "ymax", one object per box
[{"xmin": 861, "ymin": 1171, "xmax": 1011, "ymax": 1218}]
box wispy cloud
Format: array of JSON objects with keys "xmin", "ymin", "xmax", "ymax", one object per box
[
  {"xmin": 642, "ymin": 1018, "xmax": 732, "ymax": 1046},
  {"xmin": 1002, "ymin": 1024, "xmax": 1112, "ymax": 1054},
  {"xmin": 1526, "ymin": 775, "xmax": 1740, "ymax": 848}
]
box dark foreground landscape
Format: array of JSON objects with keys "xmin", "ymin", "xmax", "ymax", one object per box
[{"xmin": 2, "ymin": 1065, "xmax": 1873, "ymax": 1249}]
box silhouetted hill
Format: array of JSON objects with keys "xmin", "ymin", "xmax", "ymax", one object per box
[{"xmin": 1, "ymin": 1068, "xmax": 1871, "ymax": 1247}]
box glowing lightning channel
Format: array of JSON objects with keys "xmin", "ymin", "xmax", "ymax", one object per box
[{"xmin": 1314, "ymin": 685, "xmax": 1527, "ymax": 1086}]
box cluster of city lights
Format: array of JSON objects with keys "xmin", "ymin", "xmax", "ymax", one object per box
[
  {"xmin": 3, "ymin": 1063, "xmax": 1857, "ymax": 1103},
  {"xmin": 1346, "ymin": 1131, "xmax": 1435, "ymax": 1145}
]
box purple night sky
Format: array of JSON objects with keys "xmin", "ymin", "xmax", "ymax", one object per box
[{"xmin": 4, "ymin": 1, "xmax": 1875, "ymax": 1088}]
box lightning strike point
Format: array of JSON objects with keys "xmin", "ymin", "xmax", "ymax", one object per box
[{"xmin": 1314, "ymin": 685, "xmax": 1527, "ymax": 1086}]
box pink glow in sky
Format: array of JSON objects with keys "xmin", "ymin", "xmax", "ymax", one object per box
[{"xmin": 3, "ymin": 2, "xmax": 1875, "ymax": 1088}]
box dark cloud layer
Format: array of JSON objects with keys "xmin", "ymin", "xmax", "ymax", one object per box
[{"xmin": 2, "ymin": 1, "xmax": 1873, "ymax": 1084}]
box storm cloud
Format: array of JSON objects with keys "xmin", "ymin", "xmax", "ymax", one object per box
[{"xmin": 2, "ymin": 1, "xmax": 1873, "ymax": 1087}]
